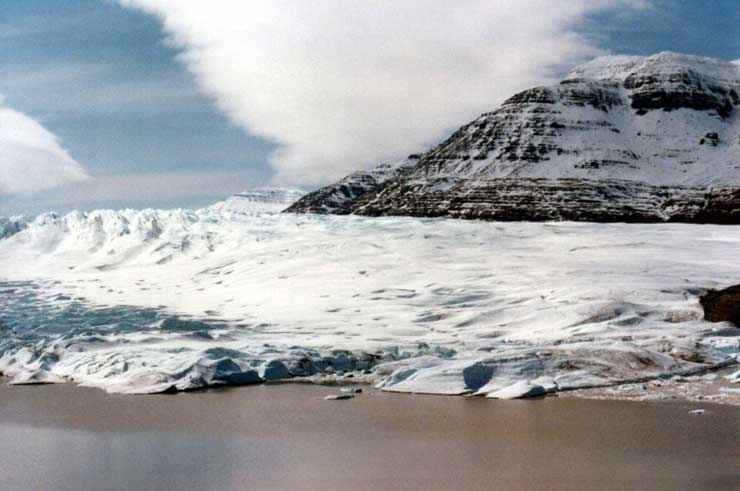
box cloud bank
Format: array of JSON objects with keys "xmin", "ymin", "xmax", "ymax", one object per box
[
  {"xmin": 0, "ymin": 98, "xmax": 89, "ymax": 195},
  {"xmin": 120, "ymin": 0, "xmax": 649, "ymax": 185}
]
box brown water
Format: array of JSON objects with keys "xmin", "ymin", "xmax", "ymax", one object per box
[{"xmin": 0, "ymin": 382, "xmax": 738, "ymax": 490}]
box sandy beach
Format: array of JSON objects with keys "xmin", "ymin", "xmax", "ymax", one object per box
[{"xmin": 1, "ymin": 382, "xmax": 737, "ymax": 491}]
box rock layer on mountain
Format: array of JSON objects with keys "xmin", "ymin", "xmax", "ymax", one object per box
[
  {"xmin": 286, "ymin": 53, "xmax": 740, "ymax": 223},
  {"xmin": 283, "ymin": 160, "xmax": 412, "ymax": 214}
]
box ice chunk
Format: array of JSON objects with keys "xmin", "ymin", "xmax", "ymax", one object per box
[
  {"xmin": 261, "ymin": 360, "xmax": 291, "ymax": 381},
  {"xmin": 462, "ymin": 362, "xmax": 495, "ymax": 391},
  {"xmin": 485, "ymin": 381, "xmax": 547, "ymax": 399},
  {"xmin": 9, "ymin": 370, "xmax": 63, "ymax": 385},
  {"xmin": 324, "ymin": 394, "xmax": 354, "ymax": 401}
]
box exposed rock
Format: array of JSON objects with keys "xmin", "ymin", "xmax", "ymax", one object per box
[
  {"xmin": 700, "ymin": 285, "xmax": 740, "ymax": 327},
  {"xmin": 284, "ymin": 159, "xmax": 415, "ymax": 214},
  {"xmin": 286, "ymin": 52, "xmax": 740, "ymax": 223},
  {"xmin": 0, "ymin": 217, "xmax": 29, "ymax": 239},
  {"xmin": 700, "ymin": 132, "xmax": 719, "ymax": 146}
]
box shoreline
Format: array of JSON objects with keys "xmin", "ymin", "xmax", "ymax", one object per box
[
  {"xmin": 1, "ymin": 381, "xmax": 738, "ymax": 491},
  {"xmin": 3, "ymin": 360, "xmax": 739, "ymax": 405}
]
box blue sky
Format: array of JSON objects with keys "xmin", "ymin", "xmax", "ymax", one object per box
[
  {"xmin": 585, "ymin": 0, "xmax": 740, "ymax": 60},
  {"xmin": 1, "ymin": 1, "xmax": 738, "ymax": 214},
  {"xmin": 1, "ymin": 1, "xmax": 274, "ymax": 213}
]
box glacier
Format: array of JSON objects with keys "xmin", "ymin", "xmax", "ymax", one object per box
[{"xmin": 0, "ymin": 191, "xmax": 739, "ymax": 397}]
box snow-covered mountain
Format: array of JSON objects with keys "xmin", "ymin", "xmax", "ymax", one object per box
[
  {"xmin": 209, "ymin": 187, "xmax": 305, "ymax": 213},
  {"xmin": 286, "ymin": 53, "xmax": 740, "ymax": 223}
]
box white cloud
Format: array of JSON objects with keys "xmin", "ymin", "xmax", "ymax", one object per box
[
  {"xmin": 120, "ymin": 0, "xmax": 648, "ymax": 185},
  {"xmin": 0, "ymin": 98, "xmax": 89, "ymax": 195}
]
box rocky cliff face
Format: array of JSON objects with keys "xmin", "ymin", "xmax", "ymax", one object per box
[
  {"xmin": 285, "ymin": 53, "xmax": 740, "ymax": 223},
  {"xmin": 0, "ymin": 217, "xmax": 28, "ymax": 239}
]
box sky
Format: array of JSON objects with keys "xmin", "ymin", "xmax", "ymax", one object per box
[{"xmin": 1, "ymin": 0, "xmax": 739, "ymax": 215}]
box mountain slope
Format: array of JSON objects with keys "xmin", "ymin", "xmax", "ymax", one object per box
[
  {"xmin": 286, "ymin": 53, "xmax": 740, "ymax": 223},
  {"xmin": 211, "ymin": 187, "xmax": 305, "ymax": 213}
]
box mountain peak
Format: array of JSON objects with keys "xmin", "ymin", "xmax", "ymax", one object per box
[{"xmin": 567, "ymin": 52, "xmax": 740, "ymax": 83}]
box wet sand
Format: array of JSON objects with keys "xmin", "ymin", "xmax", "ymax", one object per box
[{"xmin": 0, "ymin": 382, "xmax": 738, "ymax": 491}]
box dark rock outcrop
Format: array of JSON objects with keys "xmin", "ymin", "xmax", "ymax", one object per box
[
  {"xmin": 0, "ymin": 217, "xmax": 29, "ymax": 239},
  {"xmin": 284, "ymin": 160, "xmax": 415, "ymax": 214},
  {"xmin": 624, "ymin": 70, "xmax": 739, "ymax": 118},
  {"xmin": 700, "ymin": 285, "xmax": 740, "ymax": 327}
]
